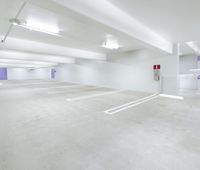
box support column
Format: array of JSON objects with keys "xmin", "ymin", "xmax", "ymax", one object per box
[{"xmin": 161, "ymin": 43, "xmax": 180, "ymax": 95}]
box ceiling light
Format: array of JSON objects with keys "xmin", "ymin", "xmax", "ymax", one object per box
[
  {"xmin": 102, "ymin": 34, "xmax": 121, "ymax": 50},
  {"xmin": 102, "ymin": 40, "xmax": 120, "ymax": 50},
  {"xmin": 9, "ymin": 18, "xmax": 61, "ymax": 37},
  {"xmin": 189, "ymin": 69, "xmax": 200, "ymax": 72},
  {"xmin": 179, "ymin": 74, "xmax": 195, "ymax": 77},
  {"xmin": 26, "ymin": 18, "xmax": 61, "ymax": 36},
  {"xmin": 9, "ymin": 18, "xmax": 21, "ymax": 26}
]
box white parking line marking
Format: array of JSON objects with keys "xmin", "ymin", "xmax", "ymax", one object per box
[
  {"xmin": 159, "ymin": 94, "xmax": 184, "ymax": 100},
  {"xmin": 47, "ymin": 85, "xmax": 98, "ymax": 95},
  {"xmin": 104, "ymin": 93, "xmax": 159, "ymax": 115},
  {"xmin": 34, "ymin": 84, "xmax": 80, "ymax": 90},
  {"xmin": 4, "ymin": 82, "xmax": 63, "ymax": 88},
  {"xmin": 66, "ymin": 90, "xmax": 125, "ymax": 101}
]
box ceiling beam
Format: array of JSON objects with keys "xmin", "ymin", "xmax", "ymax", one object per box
[
  {"xmin": 0, "ymin": 58, "xmax": 57, "ymax": 67},
  {"xmin": 53, "ymin": 0, "xmax": 173, "ymax": 53},
  {"xmin": 0, "ymin": 48, "xmax": 75, "ymax": 64},
  {"xmin": 0, "ymin": 36, "xmax": 107, "ymax": 61},
  {"xmin": 0, "ymin": 63, "xmax": 49, "ymax": 68}
]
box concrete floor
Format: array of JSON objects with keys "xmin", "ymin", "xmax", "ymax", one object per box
[{"xmin": 0, "ymin": 80, "xmax": 200, "ymax": 170}]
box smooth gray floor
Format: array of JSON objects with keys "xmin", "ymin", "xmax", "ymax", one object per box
[{"xmin": 0, "ymin": 80, "xmax": 200, "ymax": 170}]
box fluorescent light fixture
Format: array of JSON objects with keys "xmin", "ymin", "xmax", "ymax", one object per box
[
  {"xmin": 102, "ymin": 40, "xmax": 119, "ymax": 50},
  {"xmin": 102, "ymin": 35, "xmax": 120, "ymax": 50},
  {"xmin": 9, "ymin": 18, "xmax": 21, "ymax": 26},
  {"xmin": 186, "ymin": 41, "xmax": 200, "ymax": 54},
  {"xmin": 10, "ymin": 18, "xmax": 61, "ymax": 37},
  {"xmin": 12, "ymin": 22, "xmax": 18, "ymax": 26},
  {"xmin": 26, "ymin": 18, "xmax": 61, "ymax": 36},
  {"xmin": 189, "ymin": 69, "xmax": 200, "ymax": 72},
  {"xmin": 179, "ymin": 74, "xmax": 195, "ymax": 77},
  {"xmin": 102, "ymin": 34, "xmax": 120, "ymax": 50}
]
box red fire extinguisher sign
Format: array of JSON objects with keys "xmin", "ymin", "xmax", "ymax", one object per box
[
  {"xmin": 153, "ymin": 65, "xmax": 161, "ymax": 70},
  {"xmin": 153, "ymin": 65, "xmax": 161, "ymax": 81}
]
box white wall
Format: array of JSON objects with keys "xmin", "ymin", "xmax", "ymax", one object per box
[
  {"xmin": 7, "ymin": 68, "xmax": 52, "ymax": 80},
  {"xmin": 55, "ymin": 49, "xmax": 179, "ymax": 94},
  {"xmin": 179, "ymin": 74, "xmax": 197, "ymax": 89},
  {"xmin": 179, "ymin": 54, "xmax": 198, "ymax": 90},
  {"xmin": 180, "ymin": 54, "xmax": 197, "ymax": 74}
]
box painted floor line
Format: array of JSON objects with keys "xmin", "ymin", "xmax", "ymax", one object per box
[
  {"xmin": 104, "ymin": 93, "xmax": 159, "ymax": 115},
  {"xmin": 105, "ymin": 93, "xmax": 158, "ymax": 112},
  {"xmin": 66, "ymin": 90, "xmax": 125, "ymax": 102},
  {"xmin": 48, "ymin": 86, "xmax": 101, "ymax": 95},
  {"xmin": 47, "ymin": 85, "xmax": 86, "ymax": 94},
  {"xmin": 159, "ymin": 94, "xmax": 184, "ymax": 100},
  {"xmin": 5, "ymin": 82, "xmax": 62, "ymax": 88},
  {"xmin": 34, "ymin": 84, "xmax": 80, "ymax": 90}
]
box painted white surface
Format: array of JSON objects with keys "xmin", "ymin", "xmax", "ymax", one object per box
[
  {"xmin": 159, "ymin": 94, "xmax": 184, "ymax": 100},
  {"xmin": 0, "ymin": 37, "xmax": 106, "ymax": 61},
  {"xmin": 0, "ymin": 0, "xmax": 148, "ymax": 54},
  {"xmin": 108, "ymin": 0, "xmax": 200, "ymax": 43},
  {"xmin": 104, "ymin": 93, "xmax": 158, "ymax": 115},
  {"xmin": 180, "ymin": 55, "xmax": 197, "ymax": 74},
  {"xmin": 1, "ymin": 81, "xmax": 200, "ymax": 170},
  {"xmin": 179, "ymin": 55, "xmax": 198, "ymax": 90},
  {"xmin": 0, "ymin": 49, "xmax": 75, "ymax": 64},
  {"xmin": 179, "ymin": 74, "xmax": 197, "ymax": 89},
  {"xmin": 7, "ymin": 68, "xmax": 51, "ymax": 80},
  {"xmin": 56, "ymin": 49, "xmax": 179, "ymax": 94},
  {"xmin": 66, "ymin": 89, "xmax": 124, "ymax": 101},
  {"xmin": 53, "ymin": 0, "xmax": 173, "ymax": 53}
]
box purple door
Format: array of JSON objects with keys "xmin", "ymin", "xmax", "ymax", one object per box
[
  {"xmin": 51, "ymin": 69, "xmax": 56, "ymax": 79},
  {"xmin": 0, "ymin": 68, "xmax": 7, "ymax": 80}
]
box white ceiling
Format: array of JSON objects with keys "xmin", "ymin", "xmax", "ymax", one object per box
[
  {"xmin": 0, "ymin": 0, "xmax": 199, "ymax": 68},
  {"xmin": 107, "ymin": 0, "xmax": 200, "ymax": 55},
  {"xmin": 108, "ymin": 0, "xmax": 200, "ymax": 43},
  {"xmin": 0, "ymin": 0, "xmax": 146, "ymax": 55},
  {"xmin": 52, "ymin": 0, "xmax": 173, "ymax": 53}
]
